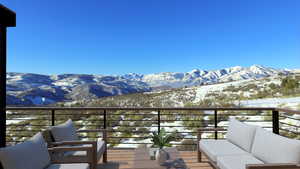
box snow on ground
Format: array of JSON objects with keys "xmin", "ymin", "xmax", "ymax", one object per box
[
  {"xmin": 6, "ymin": 117, "xmax": 33, "ymax": 125},
  {"xmin": 280, "ymin": 114, "xmax": 300, "ymax": 133},
  {"xmin": 52, "ymin": 81, "xmax": 73, "ymax": 87},
  {"xmin": 160, "ymin": 121, "xmax": 191, "ymax": 133},
  {"xmin": 218, "ymin": 120, "xmax": 272, "ymax": 129},
  {"xmin": 114, "ymin": 120, "xmax": 195, "ymax": 148},
  {"xmin": 114, "ymin": 138, "xmax": 152, "ymax": 148},
  {"xmin": 237, "ymin": 97, "xmax": 300, "ymax": 109},
  {"xmin": 193, "ymin": 79, "xmax": 252, "ymax": 102},
  {"xmin": 26, "ymin": 96, "xmax": 56, "ymax": 105}
]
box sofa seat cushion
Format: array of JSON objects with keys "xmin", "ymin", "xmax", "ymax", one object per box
[
  {"xmin": 226, "ymin": 118, "xmax": 257, "ymax": 152},
  {"xmin": 251, "ymin": 127, "xmax": 300, "ymax": 163},
  {"xmin": 217, "ymin": 154, "xmax": 264, "ymax": 169},
  {"xmin": 65, "ymin": 139, "xmax": 105, "ymax": 160},
  {"xmin": 199, "ymin": 139, "xmax": 248, "ymax": 162},
  {"xmin": 0, "ymin": 132, "xmax": 51, "ymax": 169},
  {"xmin": 46, "ymin": 163, "xmax": 89, "ymax": 169},
  {"xmin": 51, "ymin": 119, "xmax": 79, "ymax": 142}
]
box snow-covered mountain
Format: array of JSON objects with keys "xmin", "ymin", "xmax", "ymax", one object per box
[
  {"xmin": 86, "ymin": 73, "xmax": 300, "ymax": 110},
  {"xmin": 139, "ymin": 65, "xmax": 290, "ymax": 88},
  {"xmin": 6, "ymin": 65, "xmax": 294, "ymax": 105},
  {"xmin": 7, "ymin": 73, "xmax": 151, "ymax": 105}
]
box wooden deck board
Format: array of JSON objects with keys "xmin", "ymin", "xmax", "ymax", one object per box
[{"xmin": 99, "ymin": 149, "xmax": 213, "ymax": 169}]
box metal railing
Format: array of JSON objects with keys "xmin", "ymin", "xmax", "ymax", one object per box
[{"xmin": 5, "ymin": 107, "xmax": 300, "ymax": 150}]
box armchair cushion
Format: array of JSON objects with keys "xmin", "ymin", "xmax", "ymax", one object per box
[
  {"xmin": 199, "ymin": 139, "xmax": 248, "ymax": 162},
  {"xmin": 64, "ymin": 138, "xmax": 105, "ymax": 161},
  {"xmin": 0, "ymin": 132, "xmax": 51, "ymax": 169},
  {"xmin": 251, "ymin": 127, "xmax": 300, "ymax": 163},
  {"xmin": 51, "ymin": 119, "xmax": 79, "ymax": 142},
  {"xmin": 46, "ymin": 163, "xmax": 89, "ymax": 169},
  {"xmin": 217, "ymin": 154, "xmax": 264, "ymax": 169},
  {"xmin": 226, "ymin": 118, "xmax": 257, "ymax": 152},
  {"xmin": 96, "ymin": 139, "xmax": 106, "ymax": 160}
]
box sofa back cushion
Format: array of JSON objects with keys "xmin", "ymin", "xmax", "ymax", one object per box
[
  {"xmin": 251, "ymin": 127, "xmax": 300, "ymax": 163},
  {"xmin": 0, "ymin": 132, "xmax": 51, "ymax": 169},
  {"xmin": 51, "ymin": 119, "xmax": 79, "ymax": 142},
  {"xmin": 226, "ymin": 118, "xmax": 257, "ymax": 152}
]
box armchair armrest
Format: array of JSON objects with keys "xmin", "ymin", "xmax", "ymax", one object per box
[
  {"xmin": 52, "ymin": 141, "xmax": 97, "ymax": 146},
  {"xmin": 246, "ymin": 163, "xmax": 300, "ymax": 169},
  {"xmin": 48, "ymin": 146, "xmax": 94, "ymax": 164}
]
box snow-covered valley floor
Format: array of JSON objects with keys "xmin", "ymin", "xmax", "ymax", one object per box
[{"xmin": 237, "ymin": 96, "xmax": 300, "ymax": 109}]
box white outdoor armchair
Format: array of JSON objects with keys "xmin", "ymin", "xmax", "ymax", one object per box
[
  {"xmin": 47, "ymin": 119, "xmax": 107, "ymax": 169},
  {"xmin": 0, "ymin": 132, "xmax": 91, "ymax": 169}
]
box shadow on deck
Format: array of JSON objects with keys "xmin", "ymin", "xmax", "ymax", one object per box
[{"xmin": 96, "ymin": 149, "xmax": 213, "ymax": 169}]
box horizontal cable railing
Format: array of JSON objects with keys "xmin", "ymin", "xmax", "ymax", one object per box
[{"xmin": 5, "ymin": 107, "xmax": 300, "ymax": 150}]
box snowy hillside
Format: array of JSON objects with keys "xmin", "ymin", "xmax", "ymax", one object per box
[
  {"xmin": 7, "ymin": 73, "xmax": 151, "ymax": 105},
  {"xmin": 6, "ymin": 65, "xmax": 297, "ymax": 105},
  {"xmin": 86, "ymin": 74, "xmax": 300, "ymax": 110}
]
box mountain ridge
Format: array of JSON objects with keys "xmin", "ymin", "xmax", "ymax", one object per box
[{"xmin": 7, "ymin": 65, "xmax": 295, "ymax": 105}]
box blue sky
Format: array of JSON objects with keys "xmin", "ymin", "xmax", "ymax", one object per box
[{"xmin": 2, "ymin": 0, "xmax": 300, "ymax": 75}]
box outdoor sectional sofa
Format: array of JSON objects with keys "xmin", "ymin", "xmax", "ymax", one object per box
[{"xmin": 197, "ymin": 118, "xmax": 300, "ymax": 169}]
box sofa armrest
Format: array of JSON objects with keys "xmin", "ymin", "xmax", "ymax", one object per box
[
  {"xmin": 196, "ymin": 127, "xmax": 227, "ymax": 163},
  {"xmin": 246, "ymin": 163, "xmax": 300, "ymax": 169},
  {"xmin": 48, "ymin": 146, "xmax": 94, "ymax": 164}
]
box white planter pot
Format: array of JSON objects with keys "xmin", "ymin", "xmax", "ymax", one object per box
[{"xmin": 155, "ymin": 148, "xmax": 170, "ymax": 164}]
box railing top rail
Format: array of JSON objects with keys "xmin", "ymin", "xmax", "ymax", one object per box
[
  {"xmin": 5, "ymin": 107, "xmax": 300, "ymax": 114},
  {"xmin": 275, "ymin": 108, "xmax": 300, "ymax": 115},
  {"xmin": 6, "ymin": 106, "xmax": 276, "ymax": 111}
]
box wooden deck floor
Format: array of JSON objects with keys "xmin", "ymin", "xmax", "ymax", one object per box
[{"xmin": 97, "ymin": 149, "xmax": 213, "ymax": 169}]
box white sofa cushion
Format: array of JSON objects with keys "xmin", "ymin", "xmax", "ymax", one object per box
[
  {"xmin": 51, "ymin": 119, "xmax": 79, "ymax": 142},
  {"xmin": 46, "ymin": 163, "xmax": 89, "ymax": 169},
  {"xmin": 251, "ymin": 127, "xmax": 300, "ymax": 163},
  {"xmin": 199, "ymin": 139, "xmax": 248, "ymax": 162},
  {"xmin": 226, "ymin": 118, "xmax": 257, "ymax": 152},
  {"xmin": 0, "ymin": 132, "xmax": 51, "ymax": 169},
  {"xmin": 217, "ymin": 154, "xmax": 264, "ymax": 169}
]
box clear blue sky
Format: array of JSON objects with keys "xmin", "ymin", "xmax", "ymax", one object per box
[{"xmin": 2, "ymin": 0, "xmax": 300, "ymax": 75}]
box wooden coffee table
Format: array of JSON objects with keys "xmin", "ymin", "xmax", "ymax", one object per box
[{"xmin": 133, "ymin": 147, "xmax": 186, "ymax": 169}]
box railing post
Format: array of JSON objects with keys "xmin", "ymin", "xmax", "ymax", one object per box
[
  {"xmin": 272, "ymin": 110, "xmax": 279, "ymax": 134},
  {"xmin": 102, "ymin": 109, "xmax": 107, "ymax": 163},
  {"xmin": 51, "ymin": 109, "xmax": 55, "ymax": 126},
  {"xmin": 0, "ymin": 5, "xmax": 16, "ymax": 148},
  {"xmin": 158, "ymin": 110, "xmax": 160, "ymax": 134},
  {"xmin": 214, "ymin": 110, "xmax": 218, "ymax": 139},
  {"xmin": 0, "ymin": 26, "xmax": 7, "ymax": 148},
  {"xmin": 103, "ymin": 109, "xmax": 107, "ymax": 129}
]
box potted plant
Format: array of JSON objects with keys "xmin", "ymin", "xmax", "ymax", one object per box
[{"xmin": 150, "ymin": 128, "xmax": 175, "ymax": 164}]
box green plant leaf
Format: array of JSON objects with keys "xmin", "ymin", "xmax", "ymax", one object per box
[{"xmin": 150, "ymin": 128, "xmax": 175, "ymax": 148}]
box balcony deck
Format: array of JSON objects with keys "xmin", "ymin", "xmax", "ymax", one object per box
[
  {"xmin": 98, "ymin": 149, "xmax": 213, "ymax": 169},
  {"xmin": 4, "ymin": 107, "xmax": 300, "ymax": 169}
]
